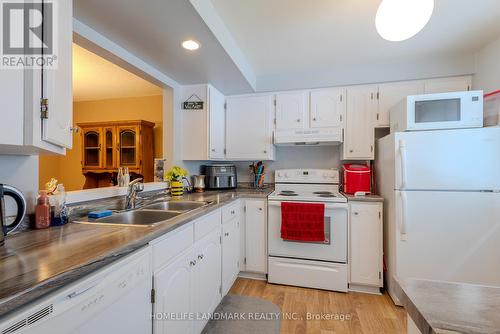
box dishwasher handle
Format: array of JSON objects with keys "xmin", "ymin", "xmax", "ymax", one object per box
[{"xmin": 67, "ymin": 280, "xmax": 101, "ymax": 299}]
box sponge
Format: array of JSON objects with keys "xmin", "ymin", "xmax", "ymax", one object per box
[{"xmin": 88, "ymin": 210, "xmax": 113, "ymax": 219}]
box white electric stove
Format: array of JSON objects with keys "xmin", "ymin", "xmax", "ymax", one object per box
[{"xmin": 267, "ymin": 169, "xmax": 349, "ymax": 292}]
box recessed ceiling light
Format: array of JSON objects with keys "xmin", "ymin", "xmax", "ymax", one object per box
[
  {"xmin": 182, "ymin": 40, "xmax": 200, "ymax": 51},
  {"xmin": 376, "ymin": 0, "xmax": 434, "ymax": 42}
]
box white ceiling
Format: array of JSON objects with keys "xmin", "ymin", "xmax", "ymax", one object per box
[
  {"xmin": 74, "ymin": 0, "xmax": 255, "ymax": 94},
  {"xmin": 73, "ymin": 44, "xmax": 162, "ymax": 102},
  {"xmin": 210, "ymin": 0, "xmax": 500, "ymax": 77},
  {"xmin": 74, "ymin": 0, "xmax": 500, "ymax": 94}
]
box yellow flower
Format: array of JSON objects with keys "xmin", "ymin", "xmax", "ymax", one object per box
[{"xmin": 165, "ymin": 166, "xmax": 188, "ymax": 181}]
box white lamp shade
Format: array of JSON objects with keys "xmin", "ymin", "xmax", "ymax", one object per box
[{"xmin": 376, "ymin": 0, "xmax": 434, "ymax": 42}]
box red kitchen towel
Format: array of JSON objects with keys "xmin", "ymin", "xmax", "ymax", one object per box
[{"xmin": 281, "ymin": 202, "xmax": 325, "ymax": 242}]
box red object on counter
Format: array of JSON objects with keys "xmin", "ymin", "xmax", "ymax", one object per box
[
  {"xmin": 280, "ymin": 202, "xmax": 325, "ymax": 242},
  {"xmin": 342, "ymin": 164, "xmax": 371, "ymax": 195}
]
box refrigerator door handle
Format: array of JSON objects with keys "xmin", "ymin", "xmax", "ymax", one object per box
[
  {"xmin": 398, "ymin": 140, "xmax": 407, "ymax": 189},
  {"xmin": 399, "ymin": 191, "xmax": 408, "ymax": 241}
]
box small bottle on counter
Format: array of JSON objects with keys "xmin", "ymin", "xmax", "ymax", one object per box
[
  {"xmin": 51, "ymin": 184, "xmax": 69, "ymax": 226},
  {"xmin": 35, "ymin": 191, "xmax": 51, "ymax": 229}
]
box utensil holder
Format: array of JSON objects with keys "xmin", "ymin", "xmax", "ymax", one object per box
[{"xmin": 170, "ymin": 180, "xmax": 184, "ymax": 197}]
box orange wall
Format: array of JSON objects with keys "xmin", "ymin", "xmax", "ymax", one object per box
[{"xmin": 39, "ymin": 95, "xmax": 163, "ymax": 191}]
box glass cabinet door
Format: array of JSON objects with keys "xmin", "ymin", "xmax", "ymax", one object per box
[
  {"xmin": 103, "ymin": 127, "xmax": 116, "ymax": 169},
  {"xmin": 82, "ymin": 128, "xmax": 103, "ymax": 169},
  {"xmin": 117, "ymin": 126, "xmax": 140, "ymax": 169}
]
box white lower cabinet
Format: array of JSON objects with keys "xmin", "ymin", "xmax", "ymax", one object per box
[
  {"xmin": 244, "ymin": 199, "xmax": 267, "ymax": 274},
  {"xmin": 154, "ymin": 248, "xmax": 196, "ymax": 334},
  {"xmin": 349, "ymin": 202, "xmax": 383, "ymax": 293},
  {"xmin": 153, "ymin": 214, "xmax": 222, "ymax": 334},
  {"xmin": 222, "ymin": 217, "xmax": 240, "ymax": 295}
]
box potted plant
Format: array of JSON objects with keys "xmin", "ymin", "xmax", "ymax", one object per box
[{"xmin": 165, "ymin": 166, "xmax": 188, "ymax": 197}]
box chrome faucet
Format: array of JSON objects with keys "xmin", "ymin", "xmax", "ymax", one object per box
[{"xmin": 125, "ymin": 178, "xmax": 144, "ymax": 210}]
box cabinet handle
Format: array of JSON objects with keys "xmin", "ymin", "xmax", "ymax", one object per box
[
  {"xmin": 258, "ymin": 207, "xmax": 263, "ymax": 211},
  {"xmin": 231, "ymin": 210, "xmax": 235, "ymax": 214},
  {"xmin": 190, "ymin": 260, "xmax": 197, "ymax": 266},
  {"xmin": 313, "ymin": 117, "xmax": 317, "ymax": 121},
  {"xmin": 376, "ymin": 113, "xmax": 379, "ymax": 121},
  {"xmin": 224, "ymin": 232, "xmax": 229, "ymax": 237},
  {"xmin": 263, "ymin": 150, "xmax": 267, "ymax": 154},
  {"xmin": 197, "ymin": 254, "xmax": 204, "ymax": 260},
  {"xmin": 70, "ymin": 127, "xmax": 79, "ymax": 133},
  {"xmin": 349, "ymin": 149, "xmax": 354, "ymax": 153},
  {"xmin": 211, "ymin": 149, "xmax": 215, "ymax": 152},
  {"xmin": 371, "ymin": 93, "xmax": 374, "ymax": 99},
  {"xmin": 354, "ymin": 212, "xmax": 359, "ymax": 215},
  {"xmin": 297, "ymin": 119, "xmax": 300, "ymax": 123},
  {"xmin": 371, "ymin": 145, "xmax": 374, "ymax": 152}
]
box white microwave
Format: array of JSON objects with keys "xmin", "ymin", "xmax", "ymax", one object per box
[{"xmin": 390, "ymin": 90, "xmax": 483, "ymax": 132}]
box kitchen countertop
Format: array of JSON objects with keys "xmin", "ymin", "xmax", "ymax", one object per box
[
  {"xmin": 398, "ymin": 278, "xmax": 500, "ymax": 334},
  {"xmin": 342, "ymin": 193, "xmax": 384, "ymax": 202},
  {"xmin": 0, "ymin": 187, "xmax": 272, "ymax": 319}
]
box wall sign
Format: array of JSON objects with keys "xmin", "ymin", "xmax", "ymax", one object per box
[{"xmin": 183, "ymin": 94, "xmax": 204, "ymax": 110}]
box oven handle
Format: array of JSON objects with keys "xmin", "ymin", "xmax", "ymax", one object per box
[{"xmin": 268, "ymin": 201, "xmax": 348, "ymax": 210}]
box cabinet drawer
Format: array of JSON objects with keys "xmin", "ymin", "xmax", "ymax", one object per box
[
  {"xmin": 194, "ymin": 209, "xmax": 221, "ymax": 241},
  {"xmin": 222, "ymin": 201, "xmax": 240, "ymax": 223},
  {"xmin": 152, "ymin": 223, "xmax": 194, "ymax": 272}
]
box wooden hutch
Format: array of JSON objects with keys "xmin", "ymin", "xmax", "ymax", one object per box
[{"xmin": 78, "ymin": 120, "xmax": 155, "ymax": 188}]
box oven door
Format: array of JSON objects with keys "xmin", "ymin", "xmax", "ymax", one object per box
[{"xmin": 268, "ymin": 200, "xmax": 347, "ymax": 263}]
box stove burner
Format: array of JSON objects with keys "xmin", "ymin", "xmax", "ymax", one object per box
[
  {"xmin": 278, "ymin": 193, "xmax": 299, "ymax": 196},
  {"xmin": 313, "ymin": 191, "xmax": 333, "ymax": 195},
  {"xmin": 319, "ymin": 194, "xmax": 337, "ymax": 198},
  {"xmin": 280, "ymin": 190, "xmax": 296, "ymax": 194}
]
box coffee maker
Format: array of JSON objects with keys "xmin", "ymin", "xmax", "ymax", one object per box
[{"xmin": 1, "ymin": 184, "xmax": 27, "ymax": 246}]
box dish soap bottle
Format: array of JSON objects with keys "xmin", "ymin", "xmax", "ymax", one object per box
[{"xmin": 35, "ymin": 191, "xmax": 51, "ymax": 229}]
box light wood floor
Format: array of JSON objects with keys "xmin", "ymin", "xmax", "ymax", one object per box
[{"xmin": 229, "ymin": 278, "xmax": 407, "ymax": 334}]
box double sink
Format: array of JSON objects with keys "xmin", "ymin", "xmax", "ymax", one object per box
[{"xmin": 75, "ymin": 200, "xmax": 213, "ymax": 227}]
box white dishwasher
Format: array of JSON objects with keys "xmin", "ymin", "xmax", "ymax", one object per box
[{"xmin": 0, "ymin": 247, "xmax": 152, "ymax": 334}]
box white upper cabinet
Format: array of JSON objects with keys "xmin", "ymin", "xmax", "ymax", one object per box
[
  {"xmin": 424, "ymin": 76, "xmax": 472, "ymax": 94},
  {"xmin": 182, "ymin": 84, "xmax": 225, "ymax": 161},
  {"xmin": 377, "ymin": 81, "xmax": 425, "ymax": 128},
  {"xmin": 225, "ymin": 94, "xmax": 275, "ymax": 161},
  {"xmin": 310, "ymin": 88, "xmax": 346, "ymax": 128},
  {"xmin": 343, "ymin": 85, "xmax": 377, "ymax": 160},
  {"xmin": 208, "ymin": 85, "xmax": 226, "ymax": 160},
  {"xmin": 275, "ymin": 91, "xmax": 308, "ymax": 129},
  {"xmin": 0, "ymin": 0, "xmax": 72, "ymax": 155}
]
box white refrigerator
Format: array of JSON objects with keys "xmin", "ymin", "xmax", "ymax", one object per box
[{"xmin": 376, "ymin": 127, "xmax": 500, "ymax": 305}]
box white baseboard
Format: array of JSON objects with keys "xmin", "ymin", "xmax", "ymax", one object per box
[
  {"xmin": 348, "ymin": 284, "xmax": 382, "ymax": 295},
  {"xmin": 238, "ymin": 271, "xmax": 267, "ymax": 281}
]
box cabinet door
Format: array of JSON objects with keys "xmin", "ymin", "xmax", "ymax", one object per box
[
  {"xmin": 103, "ymin": 127, "xmax": 117, "ymax": 169},
  {"xmin": 275, "ymin": 91, "xmax": 308, "ymax": 129},
  {"xmin": 424, "ymin": 76, "xmax": 471, "ymax": 94},
  {"xmin": 81, "ymin": 127, "xmax": 103, "ymax": 169},
  {"xmin": 208, "ymin": 85, "xmax": 226, "ymax": 160},
  {"xmin": 310, "ymin": 88, "xmax": 346, "ymax": 128},
  {"xmin": 0, "ymin": 69, "xmax": 23, "ymax": 146},
  {"xmin": 117, "ymin": 125, "xmax": 141, "ymax": 169},
  {"xmin": 225, "ymin": 95, "xmax": 274, "ymax": 160},
  {"xmin": 222, "ymin": 218, "xmax": 240, "ymax": 295},
  {"xmin": 344, "ymin": 86, "xmax": 376, "ymax": 160},
  {"xmin": 41, "ymin": 0, "xmax": 73, "ymax": 149},
  {"xmin": 244, "ymin": 199, "xmax": 267, "ymax": 273},
  {"xmin": 154, "ymin": 248, "xmax": 195, "ymax": 334},
  {"xmin": 350, "ymin": 203, "xmax": 383, "ymax": 286},
  {"xmin": 194, "ymin": 229, "xmax": 222, "ymax": 333},
  {"xmin": 377, "ymin": 81, "xmax": 424, "ymax": 127}
]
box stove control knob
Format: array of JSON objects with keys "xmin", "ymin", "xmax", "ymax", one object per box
[{"xmin": 277, "ymin": 172, "xmax": 282, "ymax": 178}]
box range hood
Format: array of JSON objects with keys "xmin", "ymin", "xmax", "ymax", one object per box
[{"xmin": 274, "ymin": 127, "xmax": 343, "ymax": 146}]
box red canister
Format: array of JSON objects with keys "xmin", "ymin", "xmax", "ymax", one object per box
[{"xmin": 342, "ymin": 164, "xmax": 371, "ymax": 194}]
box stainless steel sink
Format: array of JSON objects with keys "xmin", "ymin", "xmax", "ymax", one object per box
[
  {"xmin": 143, "ymin": 201, "xmax": 211, "ymax": 212},
  {"xmin": 75, "ymin": 210, "xmax": 182, "ymax": 227}
]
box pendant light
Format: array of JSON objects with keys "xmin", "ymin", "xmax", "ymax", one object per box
[{"xmin": 376, "ymin": 0, "xmax": 434, "ymax": 42}]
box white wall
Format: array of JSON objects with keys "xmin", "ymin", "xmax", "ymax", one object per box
[
  {"xmin": 473, "ymin": 36, "xmax": 500, "ymax": 93},
  {"xmin": 0, "ymin": 155, "xmax": 38, "ymax": 213},
  {"xmin": 182, "ymin": 145, "xmax": 341, "ymax": 183}
]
